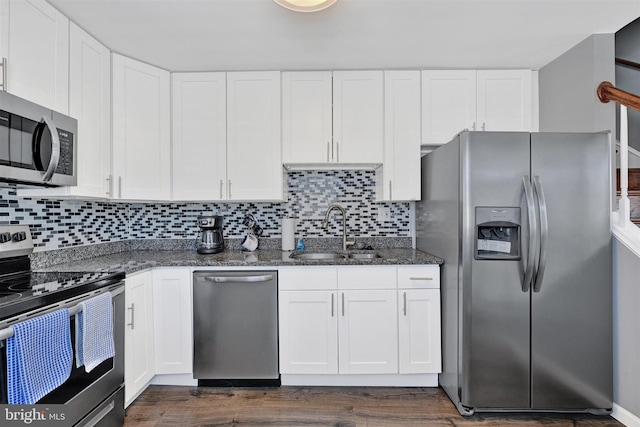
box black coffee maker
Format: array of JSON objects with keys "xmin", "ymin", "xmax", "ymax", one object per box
[{"xmin": 196, "ymin": 215, "xmax": 224, "ymax": 254}]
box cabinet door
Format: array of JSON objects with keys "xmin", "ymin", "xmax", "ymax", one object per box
[
  {"xmin": 398, "ymin": 289, "xmax": 441, "ymax": 374},
  {"xmin": 68, "ymin": 23, "xmax": 111, "ymax": 198},
  {"xmin": 282, "ymin": 71, "xmax": 332, "ymax": 164},
  {"xmin": 476, "ymin": 70, "xmax": 532, "ymax": 132},
  {"xmin": 124, "ymin": 271, "xmax": 155, "ymax": 407},
  {"xmin": 172, "ymin": 72, "xmax": 227, "ymax": 201},
  {"xmin": 279, "ymin": 290, "xmax": 338, "ymax": 374},
  {"xmin": 421, "ymin": 70, "xmax": 476, "ymax": 146},
  {"xmin": 112, "ymin": 53, "xmax": 170, "ymax": 200},
  {"xmin": 227, "ymin": 71, "xmax": 283, "ymax": 201},
  {"xmin": 338, "ymin": 290, "xmax": 398, "ymax": 374},
  {"xmin": 380, "ymin": 70, "xmax": 421, "ymax": 201},
  {"xmin": 152, "ymin": 268, "xmax": 193, "ymax": 375},
  {"xmin": 333, "ymin": 71, "xmax": 384, "ymax": 164},
  {"xmin": 0, "ymin": 0, "xmax": 68, "ymax": 113}
]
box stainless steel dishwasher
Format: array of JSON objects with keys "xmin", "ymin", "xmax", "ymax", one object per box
[{"xmin": 192, "ymin": 270, "xmax": 279, "ymax": 386}]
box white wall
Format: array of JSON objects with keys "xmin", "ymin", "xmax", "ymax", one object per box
[
  {"xmin": 538, "ymin": 34, "xmax": 616, "ymax": 135},
  {"xmin": 613, "ymin": 240, "xmax": 640, "ymax": 417}
]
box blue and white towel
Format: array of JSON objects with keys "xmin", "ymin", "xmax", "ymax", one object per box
[
  {"xmin": 75, "ymin": 292, "xmax": 114, "ymax": 373},
  {"xmin": 7, "ymin": 308, "xmax": 72, "ymax": 405}
]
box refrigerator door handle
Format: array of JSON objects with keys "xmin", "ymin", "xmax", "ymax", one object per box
[
  {"xmin": 522, "ymin": 175, "xmax": 538, "ymax": 292},
  {"xmin": 532, "ymin": 176, "xmax": 549, "ymax": 292}
]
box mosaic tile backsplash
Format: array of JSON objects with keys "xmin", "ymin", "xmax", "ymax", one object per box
[{"xmin": 0, "ymin": 171, "xmax": 412, "ymax": 252}]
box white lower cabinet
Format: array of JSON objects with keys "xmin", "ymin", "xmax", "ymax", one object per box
[
  {"xmin": 338, "ymin": 289, "xmax": 398, "ymax": 374},
  {"xmin": 152, "ymin": 268, "xmax": 193, "ymax": 375},
  {"xmin": 278, "ymin": 290, "xmax": 339, "ymax": 374},
  {"xmin": 397, "ymin": 266, "xmax": 442, "ymax": 374},
  {"xmin": 398, "ymin": 289, "xmax": 441, "ymax": 374},
  {"xmin": 279, "ymin": 265, "xmax": 440, "ymax": 380},
  {"xmin": 124, "ymin": 270, "xmax": 155, "ymax": 407}
]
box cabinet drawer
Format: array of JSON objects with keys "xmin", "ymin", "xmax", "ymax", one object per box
[
  {"xmin": 279, "ymin": 267, "xmax": 337, "ymax": 290},
  {"xmin": 397, "ymin": 266, "xmax": 440, "ymax": 289},
  {"xmin": 337, "ymin": 267, "xmax": 396, "ymax": 290}
]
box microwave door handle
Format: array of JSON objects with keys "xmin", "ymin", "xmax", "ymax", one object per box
[{"xmin": 39, "ymin": 115, "xmax": 60, "ymax": 182}]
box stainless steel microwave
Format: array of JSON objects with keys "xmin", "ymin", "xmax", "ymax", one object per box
[{"xmin": 0, "ymin": 91, "xmax": 77, "ymax": 187}]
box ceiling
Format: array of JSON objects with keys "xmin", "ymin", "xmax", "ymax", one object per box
[{"xmin": 48, "ymin": 0, "xmax": 640, "ymax": 72}]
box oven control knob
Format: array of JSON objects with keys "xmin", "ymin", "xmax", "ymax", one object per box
[
  {"xmin": 12, "ymin": 232, "xmax": 26, "ymax": 242},
  {"xmin": 0, "ymin": 232, "xmax": 11, "ymax": 243}
]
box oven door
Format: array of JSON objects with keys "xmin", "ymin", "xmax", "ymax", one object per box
[{"xmin": 0, "ymin": 284, "xmax": 124, "ymax": 426}]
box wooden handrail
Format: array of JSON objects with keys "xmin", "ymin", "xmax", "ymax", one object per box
[{"xmin": 597, "ymin": 81, "xmax": 640, "ymax": 112}]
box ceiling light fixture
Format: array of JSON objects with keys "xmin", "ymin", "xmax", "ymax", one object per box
[{"xmin": 273, "ymin": 0, "xmax": 338, "ymax": 13}]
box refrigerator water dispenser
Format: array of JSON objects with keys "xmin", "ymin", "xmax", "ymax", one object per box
[{"xmin": 475, "ymin": 207, "xmax": 521, "ymax": 260}]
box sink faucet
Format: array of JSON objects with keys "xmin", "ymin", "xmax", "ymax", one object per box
[{"xmin": 322, "ymin": 204, "xmax": 355, "ymax": 251}]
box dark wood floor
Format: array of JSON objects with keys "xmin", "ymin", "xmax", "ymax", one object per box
[{"xmin": 124, "ymin": 386, "xmax": 623, "ymax": 427}]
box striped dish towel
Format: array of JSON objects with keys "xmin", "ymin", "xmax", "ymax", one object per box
[
  {"xmin": 7, "ymin": 308, "xmax": 73, "ymax": 404},
  {"xmin": 75, "ymin": 292, "xmax": 114, "ymax": 372}
]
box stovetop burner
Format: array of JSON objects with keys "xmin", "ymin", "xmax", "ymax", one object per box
[
  {"xmin": 0, "ymin": 225, "xmax": 126, "ymax": 321},
  {"xmin": 0, "ymin": 270, "xmax": 126, "ymax": 321}
]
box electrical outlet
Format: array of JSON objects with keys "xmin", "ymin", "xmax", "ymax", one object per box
[{"xmin": 378, "ymin": 207, "xmax": 391, "ymax": 222}]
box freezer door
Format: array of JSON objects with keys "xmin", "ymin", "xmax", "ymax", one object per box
[
  {"xmin": 530, "ymin": 132, "xmax": 612, "ymax": 410},
  {"xmin": 460, "ymin": 131, "xmax": 532, "ymax": 409}
]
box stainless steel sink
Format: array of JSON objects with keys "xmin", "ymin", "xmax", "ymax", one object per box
[
  {"xmin": 347, "ymin": 253, "xmax": 381, "ymax": 260},
  {"xmin": 289, "ymin": 252, "xmax": 346, "ymax": 260},
  {"xmin": 289, "ymin": 252, "xmax": 382, "ymax": 261}
]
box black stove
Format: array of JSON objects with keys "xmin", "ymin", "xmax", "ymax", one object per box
[{"xmin": 0, "ymin": 225, "xmax": 125, "ymax": 321}]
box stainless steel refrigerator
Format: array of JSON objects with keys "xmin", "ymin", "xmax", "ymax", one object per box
[{"xmin": 416, "ymin": 131, "xmax": 613, "ymax": 415}]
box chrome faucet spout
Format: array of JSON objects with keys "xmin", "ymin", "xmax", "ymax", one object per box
[{"xmin": 322, "ymin": 204, "xmax": 355, "ymax": 251}]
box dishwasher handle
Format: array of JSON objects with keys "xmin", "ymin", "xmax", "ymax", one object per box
[{"xmin": 199, "ymin": 274, "xmax": 274, "ymax": 283}]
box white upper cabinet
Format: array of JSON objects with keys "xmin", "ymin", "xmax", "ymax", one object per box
[
  {"xmin": 68, "ymin": 23, "xmax": 112, "ymax": 198},
  {"xmin": 0, "ymin": 0, "xmax": 69, "ymax": 113},
  {"xmin": 332, "ymin": 71, "xmax": 384, "ymax": 164},
  {"xmin": 422, "ymin": 69, "xmax": 533, "ymax": 146},
  {"xmin": 172, "ymin": 72, "xmax": 227, "ymax": 201},
  {"xmin": 112, "ymin": 53, "xmax": 171, "ymax": 201},
  {"xmin": 422, "ymin": 70, "xmax": 476, "ymax": 147},
  {"xmin": 282, "ymin": 71, "xmax": 332, "ymax": 164},
  {"xmin": 226, "ymin": 71, "xmax": 283, "ymax": 201},
  {"xmin": 17, "ymin": 23, "xmax": 111, "ymax": 200},
  {"xmin": 377, "ymin": 70, "xmax": 421, "ymax": 201},
  {"xmin": 282, "ymin": 70, "xmax": 384, "ymax": 166},
  {"xmin": 476, "ymin": 70, "xmax": 532, "ymax": 132}
]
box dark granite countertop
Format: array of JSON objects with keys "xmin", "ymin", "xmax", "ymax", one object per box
[{"xmin": 32, "ymin": 248, "xmax": 443, "ymax": 275}]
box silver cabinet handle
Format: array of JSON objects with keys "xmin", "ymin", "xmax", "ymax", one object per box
[
  {"xmin": 472, "ymin": 122, "xmax": 476, "ymax": 131},
  {"xmin": 203, "ymin": 275, "xmax": 274, "ymax": 283},
  {"xmin": 327, "ymin": 142, "xmax": 330, "ymax": 162},
  {"xmin": 336, "ymin": 142, "xmax": 339, "ymax": 162},
  {"xmin": 39, "ymin": 115, "xmax": 61, "ymax": 182},
  {"xmin": 118, "ymin": 176, "xmax": 122, "ymax": 198},
  {"xmin": 403, "ymin": 292, "xmax": 407, "ymax": 316},
  {"xmin": 533, "ymin": 176, "xmax": 549, "ymax": 293},
  {"xmin": 389, "ymin": 181, "xmax": 392, "ymax": 200},
  {"xmin": 219, "ymin": 179, "xmax": 224, "ymax": 199},
  {"xmin": 105, "ymin": 175, "xmax": 112, "ymax": 197},
  {"xmin": 228, "ymin": 179, "xmax": 232, "ymax": 199},
  {"xmin": 409, "ymin": 277, "xmax": 433, "ymax": 281},
  {"xmin": 127, "ymin": 303, "xmax": 134, "ymax": 329},
  {"xmin": 331, "ymin": 293, "xmax": 334, "ymax": 317},
  {"xmin": 341, "ymin": 293, "xmax": 345, "ymax": 316},
  {"xmin": 1, "ymin": 57, "xmax": 6, "ymax": 92},
  {"xmin": 522, "ymin": 175, "xmax": 538, "ymax": 293},
  {"xmin": 481, "ymin": 122, "xmax": 486, "ymax": 131}
]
